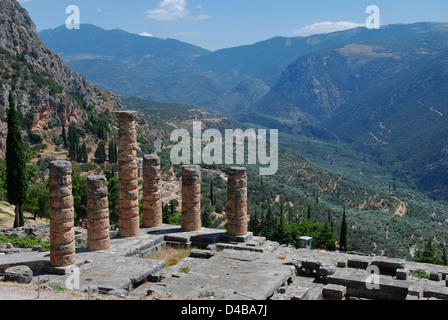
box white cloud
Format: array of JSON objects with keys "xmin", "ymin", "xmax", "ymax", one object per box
[
  {"xmin": 146, "ymin": 0, "xmax": 209, "ymax": 21},
  {"xmin": 139, "ymin": 32, "xmax": 154, "ymax": 37},
  {"xmin": 292, "ymin": 21, "xmax": 363, "ymax": 36}
]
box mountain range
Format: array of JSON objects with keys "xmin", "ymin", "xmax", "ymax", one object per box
[
  {"xmin": 39, "ymin": 22, "xmax": 448, "ymax": 199},
  {"xmin": 2, "ymin": 0, "xmax": 448, "ymax": 258}
]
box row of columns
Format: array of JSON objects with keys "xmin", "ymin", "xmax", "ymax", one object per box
[{"xmin": 48, "ymin": 111, "xmax": 249, "ymax": 267}]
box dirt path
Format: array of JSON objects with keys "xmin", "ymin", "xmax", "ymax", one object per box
[{"xmin": 392, "ymin": 197, "xmax": 407, "ymax": 217}]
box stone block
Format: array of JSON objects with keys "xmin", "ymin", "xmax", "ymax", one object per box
[
  {"xmin": 323, "ymin": 284, "xmax": 347, "ymax": 300},
  {"xmin": 301, "ymin": 259, "xmax": 322, "ymax": 271},
  {"xmin": 290, "ymin": 287, "xmax": 310, "ymax": 300},
  {"xmin": 189, "ymin": 249, "xmax": 215, "ymax": 259},
  {"xmin": 430, "ymin": 271, "xmax": 442, "ymax": 281},
  {"xmin": 317, "ymin": 264, "xmax": 336, "ymax": 277},
  {"xmin": 4, "ymin": 265, "xmax": 33, "ymax": 284},
  {"xmin": 337, "ymin": 258, "xmax": 348, "ymax": 268},
  {"xmin": 408, "ymin": 285, "xmax": 423, "ymax": 298},
  {"xmin": 396, "ymin": 268, "xmax": 408, "ymax": 280},
  {"xmin": 370, "ymin": 256, "xmax": 406, "ymax": 273}
]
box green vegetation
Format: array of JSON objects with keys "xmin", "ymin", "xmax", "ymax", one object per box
[
  {"xmin": 413, "ymin": 238, "xmax": 446, "ymax": 266},
  {"xmin": 410, "ymin": 269, "xmax": 430, "ymax": 279},
  {"xmin": 6, "ymin": 92, "xmax": 28, "ymax": 227},
  {"xmin": 0, "ymin": 234, "xmax": 50, "ymax": 250}
]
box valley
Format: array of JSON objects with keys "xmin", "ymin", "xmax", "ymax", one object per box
[{"xmin": 0, "ymin": 0, "xmax": 447, "ymax": 265}]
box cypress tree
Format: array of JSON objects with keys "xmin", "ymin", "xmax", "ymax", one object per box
[
  {"xmin": 262, "ymin": 205, "xmax": 274, "ymax": 239},
  {"xmin": 340, "ymin": 206, "xmax": 348, "ymax": 252},
  {"xmin": 61, "ymin": 123, "xmax": 67, "ymax": 148},
  {"xmin": 6, "ymin": 92, "xmax": 28, "ymax": 227},
  {"xmin": 95, "ymin": 141, "xmax": 107, "ymax": 164},
  {"xmin": 67, "ymin": 122, "xmax": 78, "ymax": 160},
  {"xmin": 210, "ymin": 180, "xmax": 214, "ymax": 206},
  {"xmin": 443, "ymin": 246, "xmax": 447, "ymax": 266},
  {"xmin": 307, "ymin": 204, "xmax": 311, "ymax": 220}
]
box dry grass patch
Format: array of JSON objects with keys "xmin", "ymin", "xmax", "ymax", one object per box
[{"xmin": 146, "ymin": 245, "xmax": 194, "ymax": 267}]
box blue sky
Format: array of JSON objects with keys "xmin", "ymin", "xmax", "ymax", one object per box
[{"xmin": 18, "ymin": 0, "xmax": 448, "ymax": 51}]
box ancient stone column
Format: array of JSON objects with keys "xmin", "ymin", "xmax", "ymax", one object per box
[
  {"xmin": 115, "ymin": 111, "xmax": 140, "ymax": 237},
  {"xmin": 49, "ymin": 160, "xmax": 75, "ymax": 266},
  {"xmin": 181, "ymin": 165, "xmax": 202, "ymax": 231},
  {"xmin": 226, "ymin": 167, "xmax": 249, "ymax": 236},
  {"xmin": 142, "ymin": 154, "xmax": 162, "ymax": 227},
  {"xmin": 87, "ymin": 175, "xmax": 110, "ymax": 251}
]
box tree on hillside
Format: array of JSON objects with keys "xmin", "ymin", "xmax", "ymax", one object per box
[
  {"xmin": 339, "ymin": 206, "xmax": 348, "ymax": 252},
  {"xmin": 61, "ymin": 123, "xmax": 67, "ymax": 148},
  {"xmin": 71, "ymin": 164, "xmax": 87, "ymax": 222},
  {"xmin": 108, "ymin": 139, "xmax": 117, "ymax": 163},
  {"xmin": 107, "ymin": 175, "xmax": 119, "ymax": 225},
  {"xmin": 317, "ymin": 221, "xmax": 337, "ymax": 250},
  {"xmin": 201, "ymin": 204, "xmax": 213, "ymax": 228},
  {"xmin": 413, "ymin": 238, "xmax": 444, "ymax": 265},
  {"xmin": 95, "ymin": 140, "xmax": 107, "ymax": 164},
  {"xmin": 67, "ymin": 122, "xmax": 79, "ymax": 160},
  {"xmin": 210, "ymin": 180, "xmax": 214, "ymax": 206},
  {"xmin": 6, "ymin": 92, "xmax": 28, "ymax": 227}
]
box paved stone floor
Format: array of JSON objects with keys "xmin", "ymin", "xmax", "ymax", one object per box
[{"xmin": 1, "ymin": 224, "xmax": 448, "ymax": 300}]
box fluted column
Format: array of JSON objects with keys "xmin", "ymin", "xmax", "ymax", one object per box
[
  {"xmin": 181, "ymin": 165, "xmax": 201, "ymax": 231},
  {"xmin": 87, "ymin": 175, "xmax": 110, "ymax": 250},
  {"xmin": 49, "ymin": 160, "xmax": 75, "ymax": 266},
  {"xmin": 142, "ymin": 154, "xmax": 162, "ymax": 227},
  {"xmin": 115, "ymin": 111, "xmax": 140, "ymax": 237},
  {"xmin": 226, "ymin": 167, "xmax": 249, "ymax": 236}
]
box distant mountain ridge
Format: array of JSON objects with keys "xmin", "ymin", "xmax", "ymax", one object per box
[
  {"xmin": 39, "ymin": 22, "xmax": 448, "ymax": 111},
  {"xmin": 37, "ymin": 21, "xmax": 448, "ymax": 198},
  {"xmin": 254, "ymin": 28, "xmax": 448, "ymax": 198}
]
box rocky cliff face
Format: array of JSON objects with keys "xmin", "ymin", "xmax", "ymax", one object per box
[{"xmin": 0, "ymin": 0, "xmax": 123, "ymax": 157}]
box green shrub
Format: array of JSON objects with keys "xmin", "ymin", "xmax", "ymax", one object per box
[
  {"xmin": 0, "ymin": 234, "xmax": 50, "ymax": 250},
  {"xmin": 410, "ymin": 269, "xmax": 429, "ymax": 279}
]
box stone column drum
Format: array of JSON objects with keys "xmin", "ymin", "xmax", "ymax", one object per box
[
  {"xmin": 142, "ymin": 154, "xmax": 162, "ymax": 227},
  {"xmin": 87, "ymin": 175, "xmax": 110, "ymax": 250},
  {"xmin": 226, "ymin": 167, "xmax": 249, "ymax": 236},
  {"xmin": 181, "ymin": 165, "xmax": 202, "ymax": 231},
  {"xmin": 49, "ymin": 160, "xmax": 76, "ymax": 266},
  {"xmin": 115, "ymin": 111, "xmax": 140, "ymax": 237}
]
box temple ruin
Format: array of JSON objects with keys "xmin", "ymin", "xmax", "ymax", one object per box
[
  {"xmin": 86, "ymin": 175, "xmax": 110, "ymax": 251},
  {"xmin": 181, "ymin": 165, "xmax": 202, "ymax": 232},
  {"xmin": 2, "ymin": 110, "xmax": 448, "ymax": 301},
  {"xmin": 142, "ymin": 154, "xmax": 162, "ymax": 228},
  {"xmin": 115, "ymin": 111, "xmax": 140, "ymax": 237},
  {"xmin": 49, "ymin": 160, "xmax": 76, "ymax": 267}
]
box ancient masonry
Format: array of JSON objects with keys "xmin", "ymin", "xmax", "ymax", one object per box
[
  {"xmin": 142, "ymin": 155, "xmax": 162, "ymax": 228},
  {"xmin": 181, "ymin": 165, "xmax": 202, "ymax": 232},
  {"xmin": 226, "ymin": 167, "xmax": 249, "ymax": 237},
  {"xmin": 49, "ymin": 160, "xmax": 76, "ymax": 267},
  {"xmin": 86, "ymin": 175, "xmax": 110, "ymax": 251},
  {"xmin": 44, "ymin": 111, "xmax": 251, "ymax": 267},
  {"xmin": 115, "ymin": 111, "xmax": 140, "ymax": 237}
]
